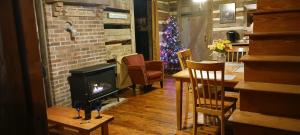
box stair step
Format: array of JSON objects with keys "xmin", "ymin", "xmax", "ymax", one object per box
[
  {"xmin": 241, "ymin": 55, "xmax": 300, "ymax": 84},
  {"xmin": 258, "ymin": 0, "xmax": 300, "ymax": 10},
  {"xmin": 242, "ymin": 59, "xmax": 300, "ymax": 85},
  {"xmin": 246, "ymin": 31, "xmax": 300, "ymax": 37},
  {"xmin": 229, "ymin": 110, "xmax": 300, "ymax": 135},
  {"xmin": 254, "ymin": 11, "xmax": 300, "ymax": 32},
  {"xmin": 241, "ymin": 55, "xmax": 300, "ymax": 63},
  {"xmin": 248, "ymin": 38, "xmax": 300, "ymax": 56},
  {"xmin": 235, "ymin": 81, "xmax": 300, "ymax": 95},
  {"xmin": 254, "ymin": 8, "xmax": 300, "ymax": 15},
  {"xmin": 236, "ymin": 81, "xmax": 300, "ymax": 118}
]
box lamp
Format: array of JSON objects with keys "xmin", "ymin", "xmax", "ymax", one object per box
[
  {"xmin": 65, "ymin": 21, "xmax": 79, "ymax": 38},
  {"xmin": 192, "ymin": 0, "xmax": 207, "ymax": 3}
]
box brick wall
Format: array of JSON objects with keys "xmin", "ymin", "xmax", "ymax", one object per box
[{"xmin": 45, "ymin": 4, "xmax": 107, "ymax": 106}]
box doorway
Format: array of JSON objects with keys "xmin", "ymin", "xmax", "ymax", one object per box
[
  {"xmin": 134, "ymin": 0, "xmax": 152, "ymax": 60},
  {"xmin": 180, "ymin": 2, "xmax": 213, "ymax": 61}
]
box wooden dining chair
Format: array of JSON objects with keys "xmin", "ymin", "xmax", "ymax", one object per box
[
  {"xmin": 186, "ymin": 60, "xmax": 236, "ymax": 135},
  {"xmin": 227, "ymin": 47, "xmax": 249, "ymax": 63},
  {"xmin": 176, "ymin": 49, "xmax": 192, "ymax": 126},
  {"xmin": 177, "ymin": 49, "xmax": 192, "ymax": 70}
]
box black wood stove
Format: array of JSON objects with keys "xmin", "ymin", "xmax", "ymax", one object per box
[{"xmin": 68, "ymin": 63, "xmax": 118, "ymax": 119}]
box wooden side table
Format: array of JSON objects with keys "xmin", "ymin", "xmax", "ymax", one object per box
[{"xmin": 47, "ymin": 106, "xmax": 114, "ymax": 135}]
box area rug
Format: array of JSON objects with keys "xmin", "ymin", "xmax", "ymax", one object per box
[{"xmin": 100, "ymin": 97, "xmax": 127, "ymax": 112}]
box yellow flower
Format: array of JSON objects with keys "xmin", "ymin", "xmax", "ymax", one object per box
[
  {"xmin": 224, "ymin": 40, "xmax": 231, "ymax": 44},
  {"xmin": 209, "ymin": 39, "xmax": 232, "ymax": 52},
  {"xmin": 216, "ymin": 43, "xmax": 224, "ymax": 50}
]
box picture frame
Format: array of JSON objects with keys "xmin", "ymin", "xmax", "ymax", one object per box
[{"xmin": 219, "ymin": 3, "xmax": 236, "ymax": 24}]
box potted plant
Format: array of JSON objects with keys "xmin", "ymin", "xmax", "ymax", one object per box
[{"xmin": 208, "ymin": 39, "xmax": 232, "ymax": 62}]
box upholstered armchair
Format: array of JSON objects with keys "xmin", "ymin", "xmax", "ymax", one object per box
[{"xmin": 123, "ymin": 54, "xmax": 164, "ymax": 90}]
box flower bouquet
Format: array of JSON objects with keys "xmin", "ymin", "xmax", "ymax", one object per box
[{"xmin": 208, "ymin": 39, "xmax": 232, "ymax": 62}]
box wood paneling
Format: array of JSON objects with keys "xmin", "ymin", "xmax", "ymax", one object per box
[
  {"xmin": 15, "ymin": 0, "xmax": 48, "ymax": 133},
  {"xmin": 103, "ymin": 11, "xmax": 131, "ymax": 25},
  {"xmin": 108, "ymin": 0, "xmax": 130, "ymax": 10},
  {"xmin": 105, "ymin": 35, "xmax": 132, "ymax": 42},
  {"xmin": 213, "ymin": 11, "xmax": 244, "ymax": 18},
  {"xmin": 158, "ymin": 2, "xmax": 170, "ymax": 10},
  {"xmin": 0, "ymin": 0, "xmax": 47, "ymax": 134},
  {"xmin": 213, "ymin": 18, "xmax": 244, "ymax": 28},
  {"xmin": 105, "ymin": 29, "xmax": 131, "ymax": 36},
  {"xmin": 46, "ymin": 0, "xmax": 110, "ymax": 5},
  {"xmin": 158, "ymin": 12, "xmax": 169, "ymax": 20},
  {"xmin": 212, "ymin": 0, "xmax": 256, "ymax": 40},
  {"xmin": 103, "ymin": 0, "xmax": 135, "ymax": 54}
]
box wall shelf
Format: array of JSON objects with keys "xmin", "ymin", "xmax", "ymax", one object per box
[{"xmin": 46, "ymin": 0, "xmax": 110, "ymax": 6}]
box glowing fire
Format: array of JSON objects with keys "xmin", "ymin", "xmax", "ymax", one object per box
[{"xmin": 93, "ymin": 84, "xmax": 104, "ymax": 94}]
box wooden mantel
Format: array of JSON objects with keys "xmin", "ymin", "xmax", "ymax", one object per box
[{"xmin": 46, "ymin": 0, "xmax": 110, "ymax": 6}]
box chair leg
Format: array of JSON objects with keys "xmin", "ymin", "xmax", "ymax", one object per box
[
  {"xmin": 193, "ymin": 108, "xmax": 197, "ymax": 135},
  {"xmin": 221, "ymin": 115, "xmax": 225, "ymax": 135},
  {"xmin": 160, "ymin": 81, "xmax": 163, "ymax": 88},
  {"xmin": 204, "ymin": 114, "xmax": 207, "ymax": 125},
  {"xmin": 184, "ymin": 83, "xmax": 190, "ymax": 127},
  {"xmin": 143, "ymin": 84, "xmax": 152, "ymax": 90},
  {"xmin": 115, "ymin": 91, "xmax": 119, "ymax": 102},
  {"xmin": 132, "ymin": 84, "xmax": 136, "ymax": 92},
  {"xmin": 233, "ymin": 103, "xmax": 236, "ymax": 111}
]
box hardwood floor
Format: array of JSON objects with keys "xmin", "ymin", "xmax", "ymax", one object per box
[
  {"xmin": 98, "ymin": 77, "xmax": 239, "ymax": 135},
  {"xmin": 99, "ymin": 77, "xmax": 190, "ymax": 134}
]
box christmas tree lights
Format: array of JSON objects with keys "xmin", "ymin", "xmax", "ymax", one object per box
[{"xmin": 160, "ymin": 16, "xmax": 183, "ymax": 73}]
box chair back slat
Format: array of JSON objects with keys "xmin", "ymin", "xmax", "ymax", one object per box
[
  {"xmin": 195, "ymin": 69, "xmax": 203, "ymax": 106},
  {"xmin": 226, "ymin": 47, "xmax": 249, "ymax": 63},
  {"xmin": 206, "ymin": 70, "xmax": 213, "ymax": 109},
  {"xmin": 186, "ymin": 60, "xmax": 225, "ymax": 112},
  {"xmin": 214, "ymin": 71, "xmax": 218, "ymax": 109},
  {"xmin": 177, "ymin": 49, "xmax": 192, "ymax": 70}
]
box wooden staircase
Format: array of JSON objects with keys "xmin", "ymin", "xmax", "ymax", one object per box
[{"xmin": 228, "ymin": 0, "xmax": 300, "ymax": 134}]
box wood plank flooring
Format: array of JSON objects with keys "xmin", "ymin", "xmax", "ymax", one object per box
[
  {"xmin": 99, "ymin": 77, "xmax": 239, "ymax": 135},
  {"xmin": 101, "ymin": 78, "xmax": 190, "ymax": 134}
]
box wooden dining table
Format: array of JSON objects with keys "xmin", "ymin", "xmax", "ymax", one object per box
[{"xmin": 172, "ymin": 62, "xmax": 244, "ymax": 130}]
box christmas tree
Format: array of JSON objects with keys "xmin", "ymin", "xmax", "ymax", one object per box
[{"xmin": 160, "ymin": 16, "xmax": 183, "ymax": 73}]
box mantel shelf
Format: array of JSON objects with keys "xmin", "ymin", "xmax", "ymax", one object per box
[{"xmin": 46, "ymin": 0, "xmax": 110, "ymax": 6}]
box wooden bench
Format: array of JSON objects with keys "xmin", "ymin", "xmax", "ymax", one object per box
[{"xmin": 47, "ymin": 106, "xmax": 114, "ymax": 135}]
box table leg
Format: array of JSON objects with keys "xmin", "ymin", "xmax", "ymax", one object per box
[
  {"xmin": 176, "ymin": 80, "xmax": 183, "ymax": 130},
  {"xmin": 101, "ymin": 123, "xmax": 109, "ymax": 135},
  {"xmin": 79, "ymin": 130, "xmax": 90, "ymax": 135}
]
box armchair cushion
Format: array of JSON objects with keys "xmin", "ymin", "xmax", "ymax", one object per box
[
  {"xmin": 124, "ymin": 54, "xmax": 145, "ymax": 69},
  {"xmin": 123, "ymin": 54, "xmax": 164, "ymax": 89},
  {"xmin": 146, "ymin": 70, "xmax": 163, "ymax": 80},
  {"xmin": 145, "ymin": 61, "xmax": 163, "ymax": 71},
  {"xmin": 127, "ymin": 65, "xmax": 145, "ymax": 71}
]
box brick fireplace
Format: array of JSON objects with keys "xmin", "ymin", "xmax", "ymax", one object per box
[{"xmin": 45, "ymin": 1, "xmax": 108, "ymax": 106}]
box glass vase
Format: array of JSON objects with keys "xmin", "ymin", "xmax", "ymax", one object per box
[{"xmin": 216, "ymin": 52, "xmax": 226, "ymax": 62}]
